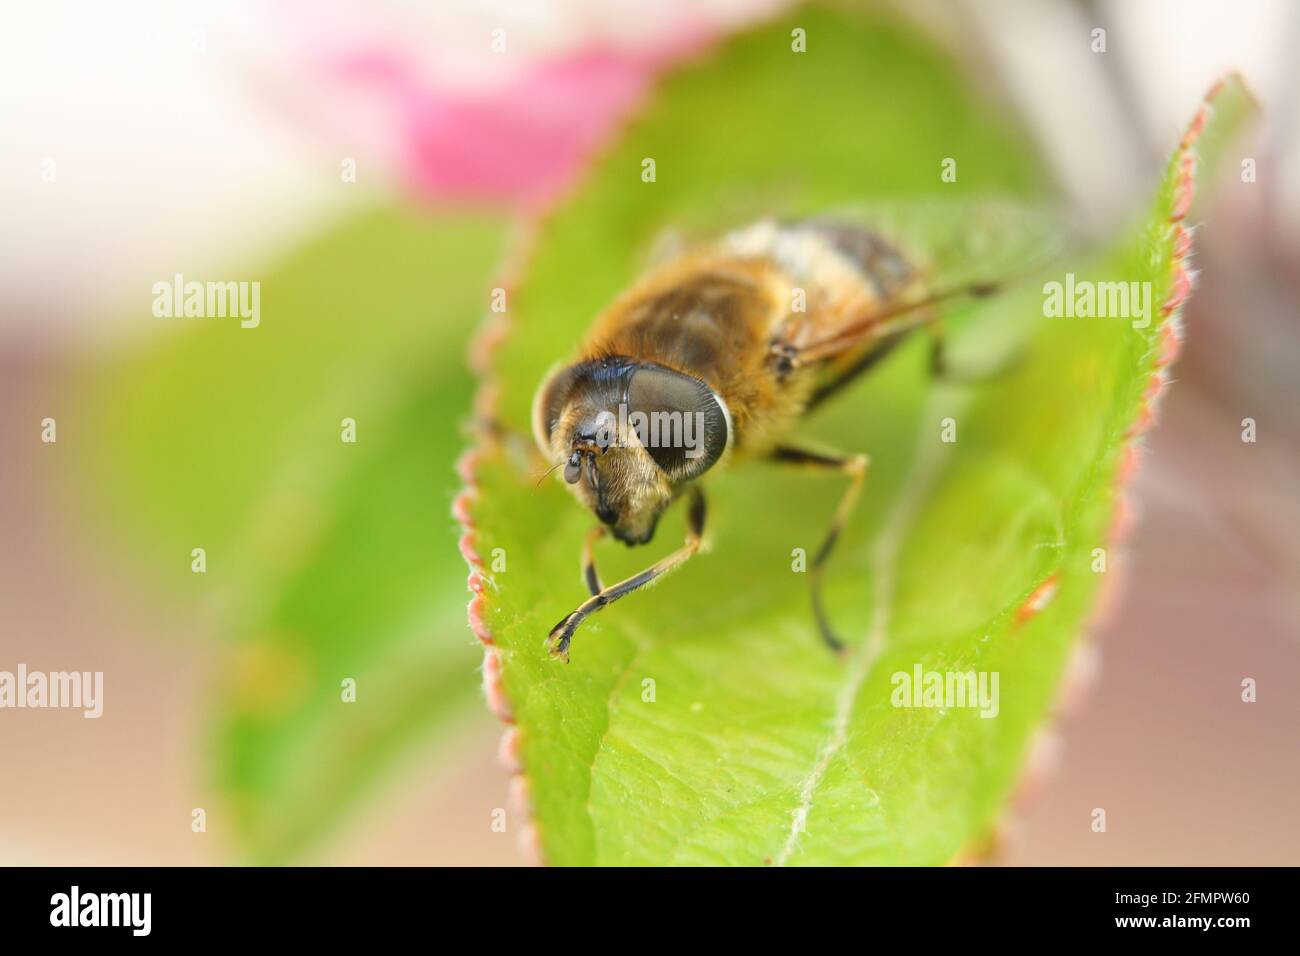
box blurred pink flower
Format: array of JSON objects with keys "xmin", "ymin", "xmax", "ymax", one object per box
[
  {"xmin": 271, "ymin": 0, "xmax": 795, "ymax": 210},
  {"xmin": 324, "ymin": 35, "xmax": 710, "ymax": 208}
]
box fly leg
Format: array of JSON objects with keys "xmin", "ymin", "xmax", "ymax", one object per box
[
  {"xmin": 926, "ymin": 296, "xmax": 1023, "ymax": 384},
  {"xmin": 581, "ymin": 525, "xmax": 606, "ymax": 595},
  {"xmin": 768, "ymin": 446, "xmax": 869, "ymax": 655},
  {"xmin": 547, "ymin": 487, "xmax": 706, "ymax": 662}
]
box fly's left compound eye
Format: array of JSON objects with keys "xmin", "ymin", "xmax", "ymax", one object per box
[{"xmin": 626, "ymin": 365, "xmax": 730, "ymax": 482}]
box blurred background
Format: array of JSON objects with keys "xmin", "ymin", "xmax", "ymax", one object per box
[{"xmin": 1, "ymin": 0, "xmax": 1296, "ymax": 865}]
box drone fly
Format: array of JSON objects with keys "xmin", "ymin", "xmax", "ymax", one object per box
[{"xmin": 533, "ymin": 204, "xmax": 1058, "ymax": 660}]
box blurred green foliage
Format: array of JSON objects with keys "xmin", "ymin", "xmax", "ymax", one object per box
[{"xmin": 72, "ymin": 207, "xmax": 505, "ymax": 860}]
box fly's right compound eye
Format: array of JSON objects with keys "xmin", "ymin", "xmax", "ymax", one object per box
[{"xmin": 532, "ymin": 362, "xmax": 591, "ymax": 455}]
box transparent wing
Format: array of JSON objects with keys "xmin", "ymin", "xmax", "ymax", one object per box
[
  {"xmin": 793, "ymin": 198, "xmax": 1078, "ymax": 361},
  {"xmin": 825, "ymin": 197, "xmax": 1075, "ymax": 292}
]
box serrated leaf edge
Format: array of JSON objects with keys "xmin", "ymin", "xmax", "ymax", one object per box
[{"xmin": 951, "ymin": 74, "xmax": 1245, "ymax": 865}]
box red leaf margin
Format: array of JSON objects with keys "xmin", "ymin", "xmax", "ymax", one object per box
[{"xmin": 957, "ymin": 74, "xmax": 1251, "ymax": 864}]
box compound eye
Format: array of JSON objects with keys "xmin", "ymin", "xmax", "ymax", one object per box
[
  {"xmin": 532, "ymin": 362, "xmax": 589, "ymax": 454},
  {"xmin": 626, "ymin": 365, "xmax": 730, "ymax": 482}
]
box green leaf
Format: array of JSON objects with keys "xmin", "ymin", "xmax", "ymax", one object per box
[
  {"xmin": 462, "ymin": 6, "xmax": 1251, "ymax": 865},
  {"xmin": 66, "ymin": 206, "xmax": 506, "ymax": 860},
  {"xmin": 71, "ymin": 207, "xmax": 502, "ymax": 612},
  {"xmin": 214, "ymin": 369, "xmax": 489, "ymax": 863}
]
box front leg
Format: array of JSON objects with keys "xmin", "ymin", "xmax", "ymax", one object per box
[
  {"xmin": 581, "ymin": 525, "xmax": 606, "ymax": 596},
  {"xmin": 768, "ymin": 445, "xmax": 870, "ymax": 654},
  {"xmin": 547, "ymin": 487, "xmax": 706, "ymax": 662}
]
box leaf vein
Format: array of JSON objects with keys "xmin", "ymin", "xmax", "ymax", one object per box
[{"xmin": 774, "ymin": 393, "xmax": 966, "ymax": 865}]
